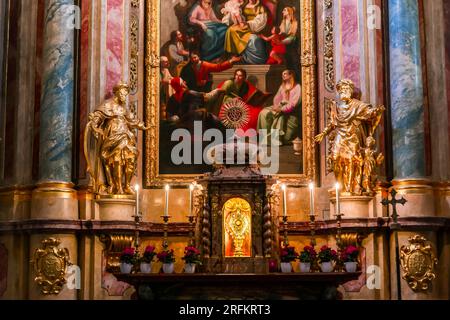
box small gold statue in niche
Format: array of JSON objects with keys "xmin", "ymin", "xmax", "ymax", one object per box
[
  {"xmin": 84, "ymin": 82, "xmax": 149, "ymax": 195},
  {"xmin": 315, "ymin": 79, "xmax": 384, "ymax": 195},
  {"xmin": 223, "ymin": 198, "xmax": 252, "ymax": 257}
]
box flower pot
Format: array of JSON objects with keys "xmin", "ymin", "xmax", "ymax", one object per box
[
  {"xmin": 320, "ymin": 261, "xmax": 334, "ymax": 272},
  {"xmin": 280, "ymin": 262, "xmax": 292, "ymax": 273},
  {"xmin": 120, "ymin": 262, "xmax": 133, "ymax": 274},
  {"xmin": 344, "ymin": 261, "xmax": 357, "ymax": 272},
  {"xmin": 184, "ymin": 263, "xmax": 196, "ymax": 274},
  {"xmin": 162, "ymin": 263, "xmax": 174, "ymax": 274},
  {"xmin": 140, "ymin": 262, "xmax": 152, "ymax": 273},
  {"xmin": 299, "ymin": 262, "xmax": 311, "ymax": 273}
]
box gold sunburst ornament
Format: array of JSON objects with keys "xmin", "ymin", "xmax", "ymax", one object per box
[
  {"xmin": 31, "ymin": 238, "xmax": 71, "ymax": 295},
  {"xmin": 400, "ymin": 235, "xmax": 438, "ymax": 292},
  {"xmin": 219, "ymin": 98, "xmax": 250, "ymax": 129}
]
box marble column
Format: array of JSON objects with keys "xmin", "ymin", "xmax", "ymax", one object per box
[
  {"xmin": 32, "ymin": 0, "xmax": 78, "ymax": 220},
  {"xmin": 388, "ymin": 0, "xmax": 426, "ymax": 179},
  {"xmin": 38, "ymin": 0, "xmax": 75, "ymax": 183}
]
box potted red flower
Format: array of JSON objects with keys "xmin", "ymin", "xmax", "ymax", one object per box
[
  {"xmin": 298, "ymin": 246, "xmax": 317, "ymax": 273},
  {"xmin": 280, "ymin": 245, "xmax": 298, "ymax": 273},
  {"xmin": 182, "ymin": 246, "xmax": 202, "ymax": 273},
  {"xmin": 341, "ymin": 245, "xmax": 359, "ymax": 272},
  {"xmin": 157, "ymin": 249, "xmax": 175, "ymax": 274},
  {"xmin": 139, "ymin": 245, "xmax": 156, "ymax": 273},
  {"xmin": 119, "ymin": 247, "xmax": 137, "ymax": 274},
  {"xmin": 318, "ymin": 245, "xmax": 338, "ymax": 272}
]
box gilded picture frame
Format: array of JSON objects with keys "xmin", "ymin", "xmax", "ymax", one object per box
[{"xmin": 144, "ymin": 0, "xmax": 317, "ymax": 187}]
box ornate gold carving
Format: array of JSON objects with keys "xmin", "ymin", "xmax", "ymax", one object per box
[
  {"xmin": 84, "ymin": 82, "xmax": 150, "ymax": 195},
  {"xmin": 315, "ymin": 79, "xmax": 384, "ymax": 195},
  {"xmin": 99, "ymin": 234, "xmax": 134, "ymax": 273},
  {"xmin": 324, "ymin": 97, "xmax": 335, "ymax": 174},
  {"xmin": 340, "ymin": 233, "xmax": 363, "ymax": 247},
  {"xmin": 130, "ymin": 0, "xmax": 140, "ymax": 8},
  {"xmin": 144, "ymin": 0, "xmax": 318, "ymax": 186},
  {"xmin": 400, "ymin": 235, "xmax": 438, "ymax": 292},
  {"xmin": 129, "ymin": 13, "xmax": 139, "ymax": 94},
  {"xmin": 324, "ymin": 15, "xmax": 335, "ymax": 92},
  {"xmin": 31, "ymin": 238, "xmax": 71, "ymax": 295},
  {"xmin": 223, "ymin": 198, "xmax": 252, "ymax": 257},
  {"xmin": 324, "ymin": 0, "xmax": 333, "ymax": 9}
]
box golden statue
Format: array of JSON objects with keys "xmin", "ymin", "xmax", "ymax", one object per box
[
  {"xmin": 223, "ymin": 198, "xmax": 252, "ymax": 257},
  {"xmin": 84, "ymin": 83, "xmax": 149, "ymax": 195},
  {"xmin": 315, "ymin": 79, "xmax": 384, "ymax": 195}
]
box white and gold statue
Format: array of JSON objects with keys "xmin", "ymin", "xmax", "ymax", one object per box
[
  {"xmin": 315, "ymin": 79, "xmax": 384, "ymax": 195},
  {"xmin": 84, "ymin": 83, "xmax": 149, "ymax": 195}
]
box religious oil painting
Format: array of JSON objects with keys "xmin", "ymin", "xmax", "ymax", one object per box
[{"xmin": 145, "ymin": 0, "xmax": 317, "ymax": 186}]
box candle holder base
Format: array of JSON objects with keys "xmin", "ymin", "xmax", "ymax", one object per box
[
  {"xmin": 95, "ymin": 197, "xmax": 136, "ymax": 221},
  {"xmin": 329, "ymin": 194, "xmax": 374, "ymax": 218}
]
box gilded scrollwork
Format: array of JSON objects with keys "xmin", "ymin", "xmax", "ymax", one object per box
[
  {"xmin": 400, "ymin": 235, "xmax": 438, "ymax": 292},
  {"xmin": 129, "ymin": 13, "xmax": 139, "ymax": 94},
  {"xmin": 31, "ymin": 238, "xmax": 71, "ymax": 295},
  {"xmin": 324, "ymin": 15, "xmax": 335, "ymax": 92}
]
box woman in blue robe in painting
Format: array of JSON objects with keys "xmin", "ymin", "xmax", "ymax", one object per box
[{"xmin": 188, "ymin": 0, "xmax": 228, "ymax": 62}]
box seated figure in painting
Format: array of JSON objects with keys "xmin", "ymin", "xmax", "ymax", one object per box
[
  {"xmin": 167, "ymin": 30, "xmax": 190, "ymax": 76},
  {"xmin": 188, "ymin": 0, "xmax": 229, "ymax": 62},
  {"xmin": 224, "ymin": 0, "xmax": 269, "ymax": 64},
  {"xmin": 180, "ymin": 51, "xmax": 241, "ymax": 92},
  {"xmin": 257, "ymin": 70, "xmax": 301, "ymax": 145},
  {"xmin": 216, "ymin": 68, "xmax": 272, "ymax": 133}
]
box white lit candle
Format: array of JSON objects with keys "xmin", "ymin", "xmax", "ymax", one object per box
[
  {"xmin": 335, "ymin": 182, "xmax": 340, "ymax": 216},
  {"xmin": 164, "ymin": 184, "xmax": 170, "ymax": 216},
  {"xmin": 189, "ymin": 184, "xmax": 194, "ymax": 217},
  {"xmin": 135, "ymin": 184, "xmax": 140, "ymax": 217},
  {"xmin": 309, "ymin": 182, "xmax": 314, "ymax": 216},
  {"xmin": 282, "ymin": 184, "xmax": 287, "ymax": 217}
]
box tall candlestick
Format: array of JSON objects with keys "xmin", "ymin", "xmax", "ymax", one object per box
[
  {"xmin": 309, "ymin": 182, "xmax": 314, "ymax": 216},
  {"xmin": 282, "ymin": 184, "xmax": 287, "ymax": 216},
  {"xmin": 135, "ymin": 184, "xmax": 140, "ymax": 217},
  {"xmin": 164, "ymin": 184, "xmax": 170, "ymax": 216},
  {"xmin": 189, "ymin": 183, "xmax": 194, "ymax": 217},
  {"xmin": 335, "ymin": 183, "xmax": 340, "ymax": 216}
]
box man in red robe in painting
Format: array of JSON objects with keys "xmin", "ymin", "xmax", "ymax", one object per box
[{"xmin": 180, "ymin": 52, "xmax": 241, "ymax": 93}]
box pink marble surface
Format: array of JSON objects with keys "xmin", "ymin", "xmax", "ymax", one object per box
[
  {"xmin": 105, "ymin": 0, "xmax": 124, "ymax": 98},
  {"xmin": 79, "ymin": 0, "xmax": 90, "ymax": 179},
  {"xmin": 444, "ymin": 0, "xmax": 450, "ymax": 152},
  {"xmin": 340, "ymin": 0, "xmax": 360, "ymax": 87}
]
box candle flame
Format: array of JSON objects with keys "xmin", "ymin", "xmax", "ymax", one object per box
[
  {"xmin": 335, "ymin": 182, "xmax": 340, "ymax": 190},
  {"xmin": 281, "ymin": 184, "xmax": 287, "ymax": 191},
  {"xmin": 134, "ymin": 184, "xmax": 139, "ymax": 192},
  {"xmin": 190, "ymin": 184, "xmax": 195, "ymax": 191},
  {"xmin": 309, "ymin": 182, "xmax": 314, "ymax": 190},
  {"xmin": 165, "ymin": 184, "xmax": 170, "ymax": 191}
]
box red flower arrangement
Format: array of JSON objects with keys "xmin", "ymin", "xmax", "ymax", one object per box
[
  {"xmin": 120, "ymin": 247, "xmax": 138, "ymax": 265},
  {"xmin": 157, "ymin": 249, "xmax": 175, "ymax": 264},
  {"xmin": 299, "ymin": 246, "xmax": 317, "ymax": 263},
  {"xmin": 182, "ymin": 246, "xmax": 202, "ymax": 265},
  {"xmin": 140, "ymin": 245, "xmax": 157, "ymax": 263},
  {"xmin": 341, "ymin": 245, "xmax": 359, "ymax": 262},
  {"xmin": 318, "ymin": 245, "xmax": 338, "ymax": 263},
  {"xmin": 280, "ymin": 245, "xmax": 299, "ymax": 263}
]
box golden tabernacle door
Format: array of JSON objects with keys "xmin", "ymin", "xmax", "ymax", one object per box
[{"xmin": 223, "ymin": 198, "xmax": 252, "ymax": 258}]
